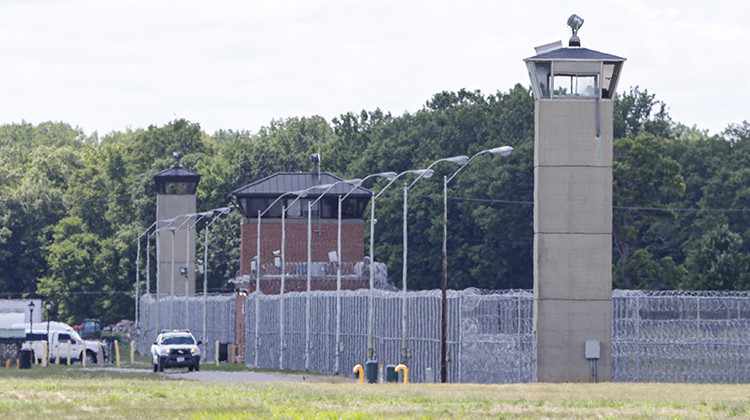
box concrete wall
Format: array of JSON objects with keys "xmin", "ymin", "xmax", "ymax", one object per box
[
  {"xmin": 533, "ymin": 99, "xmax": 613, "ymax": 382},
  {"xmin": 156, "ymin": 194, "xmax": 197, "ymax": 297}
]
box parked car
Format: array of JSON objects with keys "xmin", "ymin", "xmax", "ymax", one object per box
[
  {"xmin": 23, "ymin": 328, "xmax": 106, "ymax": 364},
  {"xmin": 151, "ymin": 330, "xmax": 201, "ymax": 372}
]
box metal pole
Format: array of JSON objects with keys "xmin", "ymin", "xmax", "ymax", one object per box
[
  {"xmin": 335, "ymin": 195, "xmax": 342, "ymax": 374},
  {"xmin": 279, "ymin": 205, "xmax": 286, "ymax": 370},
  {"xmin": 146, "ymin": 232, "xmax": 151, "ymax": 343},
  {"xmin": 441, "ymin": 174, "xmax": 448, "ymax": 382},
  {"xmin": 170, "ymin": 229, "xmax": 176, "ymax": 330},
  {"xmin": 402, "ymin": 182, "xmax": 408, "ymax": 364},
  {"xmin": 135, "ymin": 234, "xmax": 141, "ymax": 339},
  {"xmin": 255, "ymin": 210, "xmax": 261, "ymax": 368},
  {"xmin": 185, "ymin": 224, "xmax": 191, "ymax": 330},
  {"xmin": 155, "ymin": 230, "xmax": 161, "ymax": 334},
  {"xmin": 367, "ymin": 193, "xmax": 375, "ymax": 361},
  {"xmin": 305, "ymin": 201, "xmax": 312, "ymax": 371},
  {"xmin": 203, "ymin": 224, "xmax": 208, "ymax": 349}
]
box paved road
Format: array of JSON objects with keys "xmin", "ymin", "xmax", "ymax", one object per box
[
  {"xmin": 161, "ymin": 370, "xmax": 300, "ymax": 382},
  {"xmin": 81, "ymin": 367, "xmax": 351, "ymax": 383}
]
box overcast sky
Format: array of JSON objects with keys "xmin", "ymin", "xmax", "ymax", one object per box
[{"xmin": 0, "ymin": 0, "xmax": 746, "ymax": 137}]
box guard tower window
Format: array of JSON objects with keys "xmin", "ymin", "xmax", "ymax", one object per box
[{"xmin": 552, "ymin": 74, "xmax": 598, "ymax": 97}]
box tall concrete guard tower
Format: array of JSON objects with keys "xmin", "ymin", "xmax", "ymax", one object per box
[
  {"xmin": 524, "ymin": 15, "xmax": 625, "ymax": 382},
  {"xmin": 152, "ymin": 152, "xmax": 201, "ymax": 297}
]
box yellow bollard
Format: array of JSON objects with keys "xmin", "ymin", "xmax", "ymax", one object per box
[
  {"xmin": 215, "ymin": 341, "xmax": 220, "ymax": 366},
  {"xmin": 5, "ymin": 359, "xmax": 10, "ymax": 369},
  {"xmin": 82, "ymin": 341, "xmax": 87, "ymax": 368},
  {"xmin": 353, "ymin": 364, "xmax": 364, "ymax": 384},
  {"xmin": 130, "ymin": 340, "xmax": 135, "ymax": 365},
  {"xmin": 231, "ymin": 345, "xmax": 236, "ymax": 364},
  {"xmin": 67, "ymin": 341, "xmax": 71, "ymax": 365},
  {"xmin": 55, "ymin": 342, "xmax": 60, "ymax": 365},
  {"xmin": 395, "ymin": 364, "xmax": 409, "ymax": 384},
  {"xmin": 115, "ymin": 340, "xmax": 121, "ymax": 368}
]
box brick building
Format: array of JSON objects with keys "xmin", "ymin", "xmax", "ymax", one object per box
[{"xmin": 229, "ymin": 170, "xmax": 374, "ymax": 357}]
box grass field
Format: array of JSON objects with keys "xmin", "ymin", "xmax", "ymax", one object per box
[{"xmin": 1, "ymin": 364, "xmax": 749, "ymax": 419}]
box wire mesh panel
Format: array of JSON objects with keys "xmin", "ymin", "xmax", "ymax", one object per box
[
  {"xmin": 613, "ymin": 290, "xmax": 750, "ymax": 383},
  {"xmin": 138, "ymin": 294, "xmax": 235, "ymax": 363},
  {"xmin": 457, "ymin": 289, "xmax": 535, "ymax": 383}
]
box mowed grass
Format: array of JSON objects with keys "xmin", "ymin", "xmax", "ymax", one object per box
[{"xmin": 1, "ymin": 366, "xmax": 749, "ymax": 419}]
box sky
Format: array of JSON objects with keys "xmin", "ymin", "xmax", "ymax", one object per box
[{"xmin": 0, "ymin": 0, "xmax": 747, "ymax": 137}]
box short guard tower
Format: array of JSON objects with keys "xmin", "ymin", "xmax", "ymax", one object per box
[
  {"xmin": 152, "ymin": 152, "xmax": 202, "ymax": 297},
  {"xmin": 524, "ymin": 15, "xmax": 625, "ymax": 382}
]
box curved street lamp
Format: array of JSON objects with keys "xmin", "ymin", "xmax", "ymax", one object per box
[
  {"xmin": 439, "ymin": 145, "xmax": 513, "ymax": 382},
  {"xmin": 366, "ymin": 168, "xmax": 433, "ymax": 361},
  {"xmin": 253, "ymin": 188, "xmax": 308, "ymax": 369},
  {"xmin": 330, "ymin": 172, "xmax": 397, "ymax": 373},
  {"xmin": 183, "ymin": 211, "xmax": 216, "ymax": 329},
  {"xmin": 303, "ymin": 179, "xmax": 364, "ymax": 371},
  {"xmin": 398, "ymin": 155, "xmax": 468, "ymax": 364},
  {"xmin": 170, "ymin": 214, "xmax": 198, "ymax": 330},
  {"xmin": 201, "ymin": 206, "xmax": 233, "ymax": 349}
]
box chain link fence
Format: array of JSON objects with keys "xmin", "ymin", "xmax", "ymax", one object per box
[
  {"xmin": 139, "ymin": 289, "xmax": 750, "ymax": 383},
  {"xmin": 612, "ymin": 289, "xmax": 750, "ymax": 383},
  {"xmin": 138, "ymin": 294, "xmax": 235, "ymax": 363},
  {"xmin": 244, "ymin": 288, "xmax": 535, "ymax": 383}
]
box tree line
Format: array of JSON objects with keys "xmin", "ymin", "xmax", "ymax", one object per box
[{"xmin": 0, "ymin": 84, "xmax": 748, "ymax": 325}]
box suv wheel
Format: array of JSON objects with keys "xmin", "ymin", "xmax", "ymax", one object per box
[{"xmin": 195, "ymin": 361, "xmax": 200, "ymax": 372}]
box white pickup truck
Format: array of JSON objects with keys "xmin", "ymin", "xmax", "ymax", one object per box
[{"xmin": 21, "ymin": 324, "xmax": 106, "ymax": 364}]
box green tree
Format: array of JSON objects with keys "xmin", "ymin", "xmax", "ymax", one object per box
[{"xmin": 681, "ymin": 225, "xmax": 750, "ymax": 290}]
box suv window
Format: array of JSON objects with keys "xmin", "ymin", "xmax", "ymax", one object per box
[
  {"xmin": 162, "ymin": 336, "xmax": 194, "ymax": 345},
  {"xmin": 58, "ymin": 333, "xmax": 72, "ymax": 341}
]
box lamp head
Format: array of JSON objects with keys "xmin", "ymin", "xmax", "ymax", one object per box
[
  {"xmin": 28, "ymin": 301, "xmax": 35, "ymax": 309},
  {"xmin": 420, "ymin": 169, "xmax": 434, "ymax": 179},
  {"xmin": 293, "ymin": 190, "xmax": 309, "ymax": 198},
  {"xmin": 567, "ymin": 14, "xmax": 584, "ymax": 47},
  {"xmin": 489, "ymin": 146, "xmax": 514, "ymax": 157},
  {"xmin": 45, "ymin": 301, "xmax": 51, "ymax": 310},
  {"xmin": 376, "ymin": 172, "xmax": 398, "ymax": 180},
  {"xmin": 445, "ymin": 155, "xmax": 470, "ymax": 165}
]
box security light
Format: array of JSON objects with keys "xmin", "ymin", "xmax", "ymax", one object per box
[
  {"xmin": 445, "ymin": 155, "xmax": 470, "ymax": 165},
  {"xmin": 567, "ymin": 14, "xmax": 584, "ymax": 46},
  {"xmin": 489, "ymin": 146, "xmax": 514, "ymax": 157}
]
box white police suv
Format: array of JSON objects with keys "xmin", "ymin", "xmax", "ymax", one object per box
[{"xmin": 151, "ymin": 330, "xmax": 202, "ymax": 372}]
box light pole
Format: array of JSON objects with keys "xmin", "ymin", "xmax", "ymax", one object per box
[
  {"xmin": 28, "ymin": 301, "xmax": 34, "ymax": 333},
  {"xmin": 304, "ymin": 179, "xmax": 362, "ymax": 371},
  {"xmin": 366, "ymin": 168, "xmax": 433, "ymax": 361},
  {"xmin": 400, "ymin": 155, "xmax": 468, "ymax": 364},
  {"xmin": 148, "ymin": 220, "xmax": 176, "ymax": 336},
  {"xmin": 202, "ymin": 207, "xmax": 232, "ymax": 350},
  {"xmin": 278, "ymin": 190, "xmax": 312, "ymax": 370},
  {"xmin": 184, "ymin": 211, "xmax": 215, "ymax": 330},
  {"xmin": 170, "ymin": 214, "xmax": 197, "ymax": 330},
  {"xmin": 439, "ymin": 145, "xmax": 513, "ymax": 382},
  {"xmin": 253, "ymin": 189, "xmax": 308, "ymax": 369},
  {"xmin": 45, "ymin": 301, "xmax": 51, "ymax": 350},
  {"xmin": 327, "ymin": 172, "xmax": 397, "ymax": 374},
  {"xmin": 135, "ymin": 219, "xmax": 161, "ymax": 347}
]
